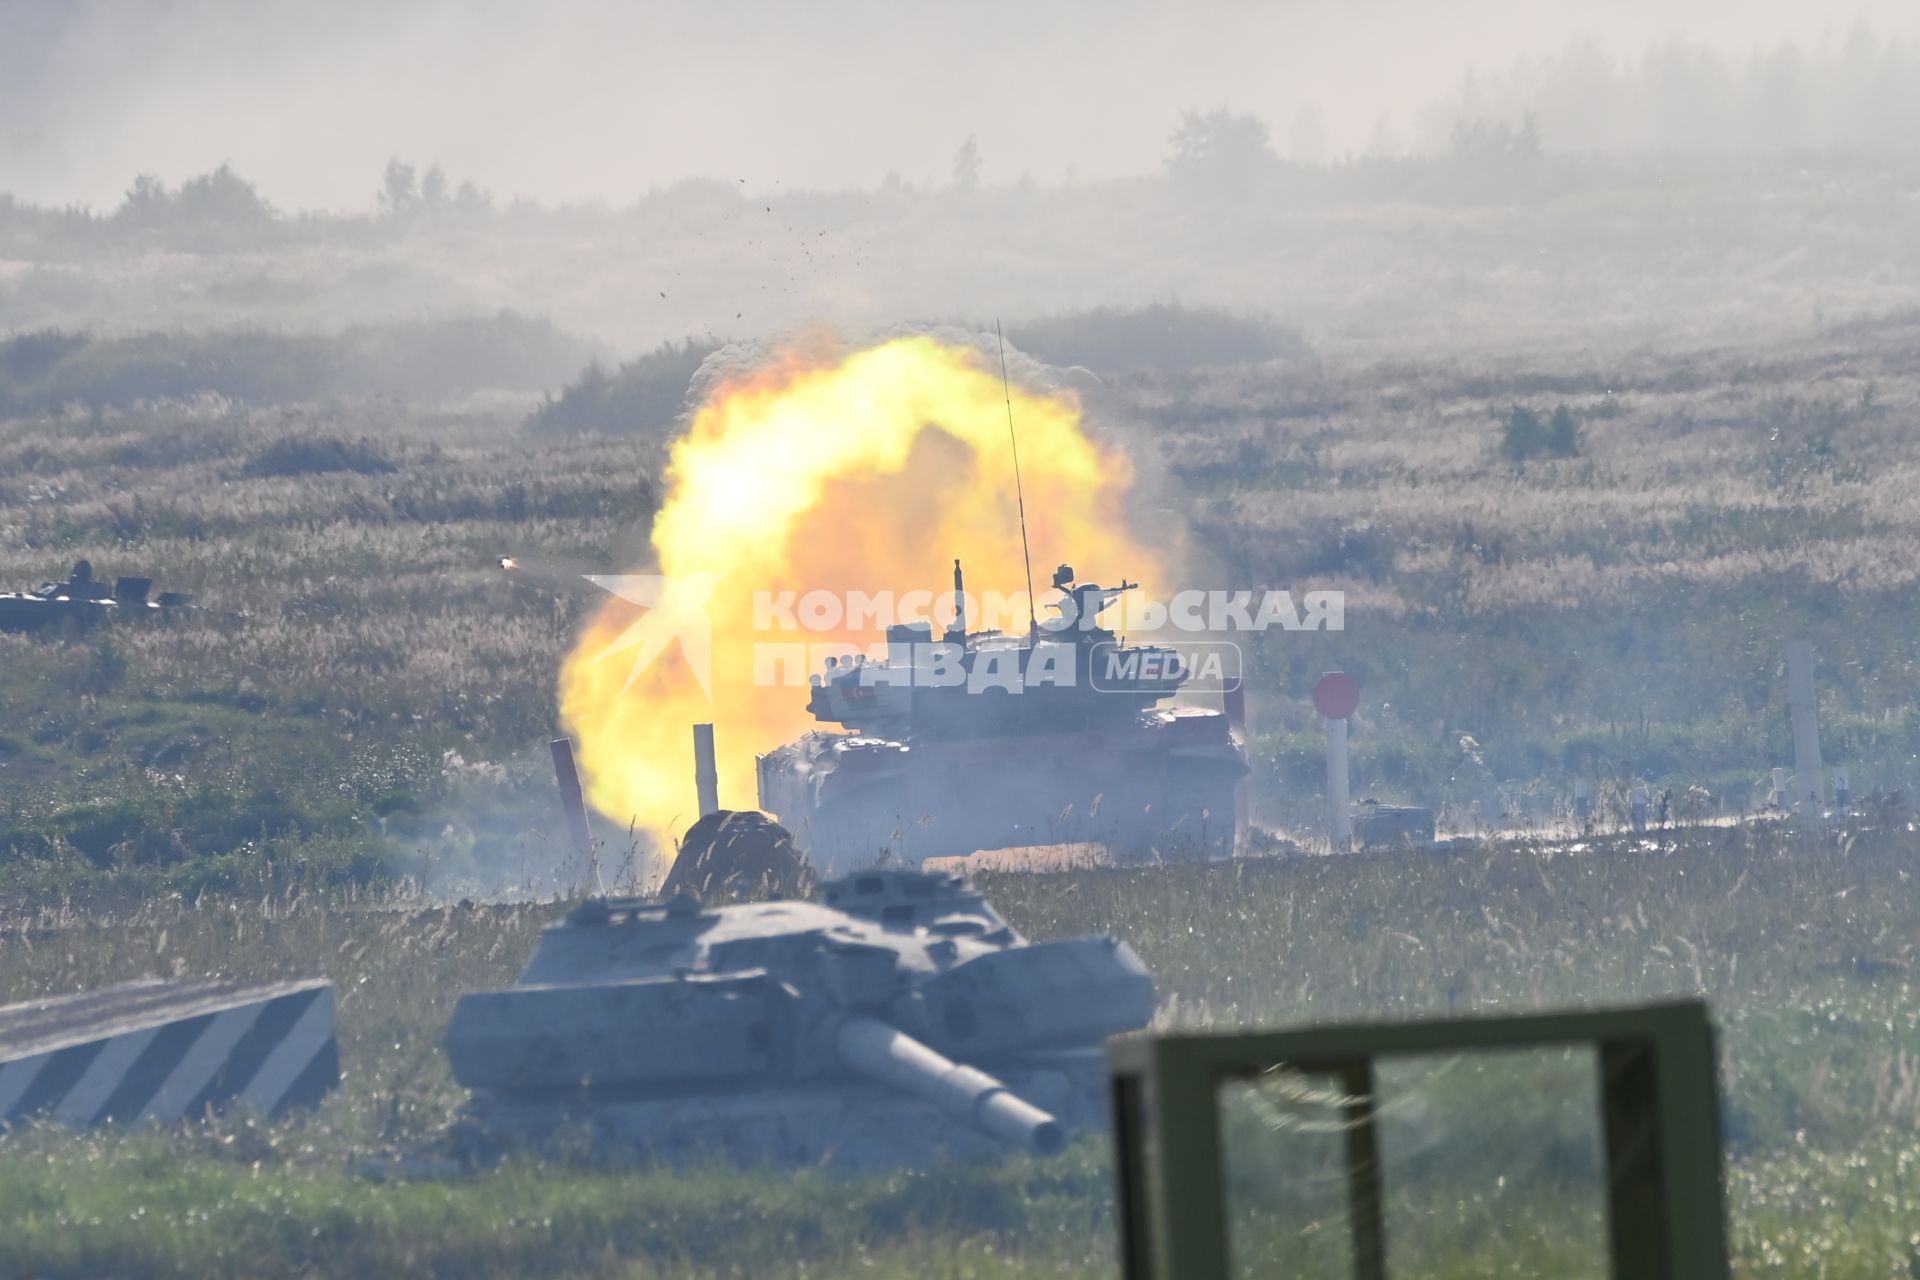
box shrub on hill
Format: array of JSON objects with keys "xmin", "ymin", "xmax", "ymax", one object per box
[
  {"xmin": 524, "ymin": 337, "xmax": 723, "ymax": 436},
  {"xmin": 1500, "ymin": 403, "xmax": 1582, "ymax": 461},
  {"xmin": 0, "ymin": 312, "xmax": 590, "ymax": 417}
]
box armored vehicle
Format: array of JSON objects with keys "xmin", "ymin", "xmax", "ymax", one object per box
[
  {"xmin": 0, "ymin": 560, "xmax": 189, "ymax": 633},
  {"xmin": 757, "ymin": 560, "xmax": 1247, "ymax": 872},
  {"xmin": 1353, "ymin": 802, "xmax": 1437, "ymax": 849},
  {"xmin": 442, "ymin": 868, "xmax": 1155, "ymax": 1166}
]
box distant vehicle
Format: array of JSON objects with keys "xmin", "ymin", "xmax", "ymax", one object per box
[
  {"xmin": 443, "ymin": 866, "xmax": 1155, "ymax": 1166},
  {"xmin": 0, "ymin": 560, "xmax": 190, "ymax": 633},
  {"xmin": 756, "ymin": 558, "xmax": 1247, "ymax": 872},
  {"xmin": 1353, "ymin": 802, "xmax": 1437, "ymax": 849}
]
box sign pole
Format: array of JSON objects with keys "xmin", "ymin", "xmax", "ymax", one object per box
[
  {"xmin": 1325, "ymin": 715, "xmax": 1351, "ymax": 850},
  {"xmin": 1786, "ymin": 640, "xmax": 1825, "ymax": 821},
  {"xmin": 1313, "ymin": 673, "xmax": 1360, "ymax": 852},
  {"xmin": 1224, "ymin": 684, "xmax": 1248, "ymax": 855}
]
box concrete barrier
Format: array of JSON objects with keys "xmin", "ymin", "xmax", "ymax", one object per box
[{"xmin": 0, "ymin": 978, "xmax": 336, "ymax": 1128}]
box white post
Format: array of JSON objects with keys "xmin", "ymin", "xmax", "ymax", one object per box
[
  {"xmin": 1225, "ymin": 685, "xmax": 1248, "ymax": 855},
  {"xmin": 1786, "ymin": 640, "xmax": 1825, "ymax": 820},
  {"xmin": 549, "ymin": 737, "xmax": 595, "ymax": 892},
  {"xmin": 692, "ymin": 723, "xmax": 720, "ymax": 817},
  {"xmin": 1325, "ymin": 716, "xmax": 1351, "ymax": 850},
  {"xmin": 1573, "ymin": 777, "xmax": 1592, "ymax": 825},
  {"xmin": 1630, "ymin": 783, "xmax": 1649, "ymax": 832}
]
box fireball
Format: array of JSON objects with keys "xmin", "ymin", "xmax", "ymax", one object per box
[{"xmin": 557, "ymin": 333, "xmax": 1162, "ymax": 860}]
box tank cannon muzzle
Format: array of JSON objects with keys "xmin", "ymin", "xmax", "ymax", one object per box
[{"xmin": 832, "ymin": 1014, "xmax": 1065, "ymax": 1156}]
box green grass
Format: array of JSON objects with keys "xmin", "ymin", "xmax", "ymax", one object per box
[
  {"xmin": 0, "ymin": 1133, "xmax": 1113, "ymax": 1280},
  {"xmin": 9, "ymin": 322, "xmax": 1920, "ymax": 890},
  {"xmin": 1, "ymin": 825, "xmax": 1918, "ymax": 1276}
]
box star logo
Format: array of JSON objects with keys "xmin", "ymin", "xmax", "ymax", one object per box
[{"xmin": 583, "ymin": 573, "xmax": 718, "ymax": 698}]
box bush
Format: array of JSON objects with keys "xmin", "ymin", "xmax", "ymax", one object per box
[
  {"xmin": 525, "ymin": 337, "xmax": 722, "ymax": 436},
  {"xmin": 114, "ymin": 165, "xmax": 275, "ymax": 230},
  {"xmin": 0, "ymin": 313, "xmax": 592, "ymax": 417},
  {"xmin": 171, "ymin": 164, "xmax": 276, "ymax": 227},
  {"xmin": 0, "ymin": 328, "xmax": 86, "ymax": 384},
  {"xmin": 1165, "ymin": 109, "xmax": 1280, "ymax": 197},
  {"xmin": 1500, "ymin": 403, "xmax": 1581, "ymax": 461}
]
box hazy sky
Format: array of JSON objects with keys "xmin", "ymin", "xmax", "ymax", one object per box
[{"xmin": 2, "ymin": 0, "xmax": 1913, "ymax": 211}]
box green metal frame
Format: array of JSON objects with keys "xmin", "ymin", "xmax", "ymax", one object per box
[{"xmin": 1107, "ymin": 1000, "xmax": 1728, "ymax": 1280}]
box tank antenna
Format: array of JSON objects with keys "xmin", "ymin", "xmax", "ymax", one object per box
[{"xmin": 996, "ymin": 319, "xmax": 1038, "ymax": 644}]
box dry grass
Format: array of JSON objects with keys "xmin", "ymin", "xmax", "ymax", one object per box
[
  {"xmin": 6, "ymin": 310, "xmax": 1920, "ymax": 872},
  {"xmin": 1146, "ymin": 314, "xmax": 1920, "ymax": 615},
  {"xmin": 5, "ymin": 148, "xmax": 1920, "ymax": 1277}
]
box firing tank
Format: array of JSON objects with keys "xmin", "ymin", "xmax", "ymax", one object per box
[
  {"xmin": 756, "ymin": 560, "xmax": 1247, "ymax": 873},
  {"xmin": 0, "ymin": 560, "xmax": 190, "ymax": 633},
  {"xmin": 443, "ymin": 867, "xmax": 1154, "ymax": 1166}
]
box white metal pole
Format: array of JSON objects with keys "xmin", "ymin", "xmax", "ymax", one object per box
[
  {"xmin": 693, "ymin": 722, "xmax": 720, "ymax": 817},
  {"xmin": 1225, "ymin": 685, "xmax": 1248, "ymax": 856},
  {"xmin": 549, "ymin": 737, "xmax": 595, "ymax": 892},
  {"xmin": 1786, "ymin": 640, "xmax": 1825, "ymax": 820},
  {"xmin": 1325, "ymin": 716, "xmax": 1351, "ymax": 850}
]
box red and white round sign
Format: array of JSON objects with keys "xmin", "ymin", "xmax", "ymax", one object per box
[{"xmin": 1313, "ymin": 671, "xmax": 1359, "ymax": 720}]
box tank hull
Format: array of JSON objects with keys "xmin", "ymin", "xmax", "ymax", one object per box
[
  {"xmin": 441, "ymin": 870, "xmax": 1155, "ymax": 1168},
  {"xmin": 0, "ymin": 565, "xmax": 187, "ymax": 634},
  {"xmin": 757, "ymin": 708, "xmax": 1246, "ymax": 874}
]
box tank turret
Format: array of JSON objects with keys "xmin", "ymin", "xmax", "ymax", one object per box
[
  {"xmin": 0, "ymin": 561, "xmax": 191, "ymax": 633},
  {"xmin": 799, "ymin": 561, "xmax": 1183, "ymax": 739},
  {"xmin": 442, "ymin": 867, "xmax": 1154, "ymax": 1166},
  {"xmin": 759, "ymin": 559, "xmax": 1247, "ymax": 871}
]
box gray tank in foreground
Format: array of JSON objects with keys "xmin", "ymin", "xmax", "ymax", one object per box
[{"xmin": 443, "ymin": 868, "xmax": 1154, "ymax": 1167}]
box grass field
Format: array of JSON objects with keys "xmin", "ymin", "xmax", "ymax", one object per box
[
  {"xmin": 4, "ymin": 312, "xmax": 1919, "ymax": 890},
  {"xmin": 6, "ymin": 155, "xmax": 1920, "ymax": 1275},
  {"xmin": 1, "ymin": 824, "xmax": 1917, "ymax": 1277}
]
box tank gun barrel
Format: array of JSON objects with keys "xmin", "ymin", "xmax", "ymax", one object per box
[{"xmin": 832, "ymin": 1014, "xmax": 1065, "ymax": 1156}]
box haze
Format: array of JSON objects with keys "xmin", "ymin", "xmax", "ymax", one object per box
[
  {"xmin": 10, "ymin": 3, "xmax": 1920, "ymax": 1274},
  {"xmin": 5, "ymin": 0, "xmax": 1917, "ymax": 211}
]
